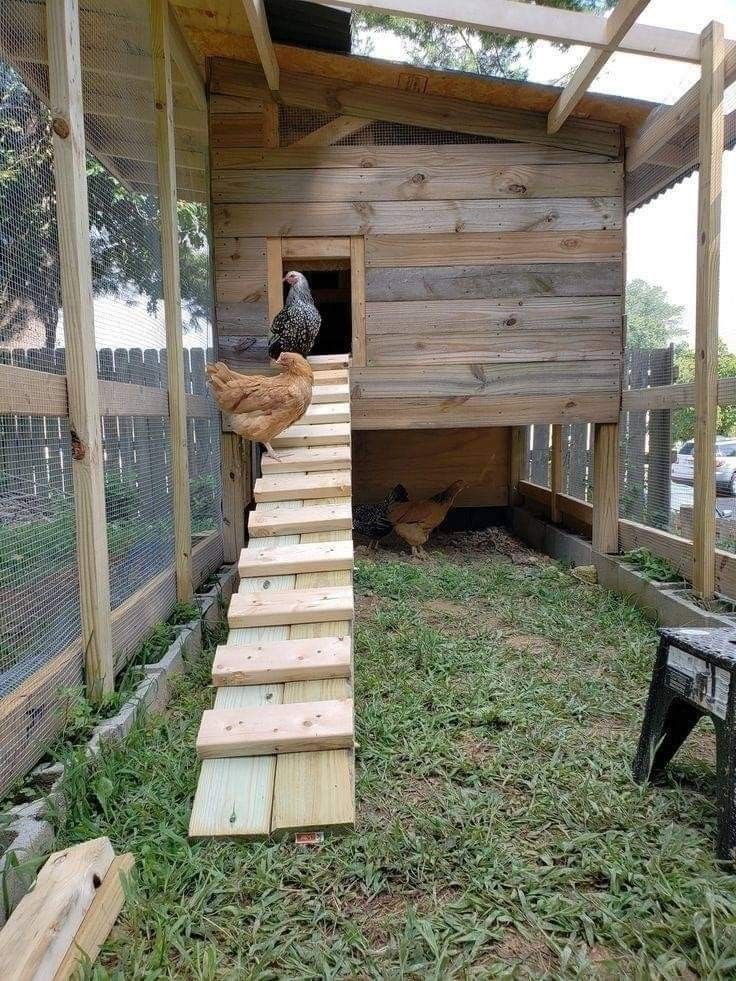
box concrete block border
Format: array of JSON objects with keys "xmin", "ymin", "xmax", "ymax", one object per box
[
  {"xmin": 0, "ymin": 562, "xmax": 237, "ymax": 924},
  {"xmin": 510, "ymin": 507, "xmax": 736, "ymax": 630}
]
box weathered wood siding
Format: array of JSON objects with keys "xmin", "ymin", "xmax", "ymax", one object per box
[{"xmin": 210, "ymin": 60, "xmax": 624, "ymax": 430}]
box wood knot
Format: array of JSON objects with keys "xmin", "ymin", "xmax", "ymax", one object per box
[
  {"xmin": 561, "ymin": 237, "xmax": 579, "ymax": 250},
  {"xmin": 454, "ymin": 220, "xmax": 465, "ymax": 233},
  {"xmin": 411, "ymin": 172, "xmax": 426, "ymax": 185},
  {"xmin": 504, "ymin": 317, "xmax": 518, "ymax": 327},
  {"xmin": 508, "ymin": 183, "xmax": 527, "ymax": 195},
  {"xmin": 52, "ymin": 117, "xmax": 70, "ymax": 139},
  {"xmin": 70, "ymin": 430, "xmax": 86, "ymax": 461}
]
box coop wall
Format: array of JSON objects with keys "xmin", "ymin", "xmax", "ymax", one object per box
[{"xmin": 209, "ymin": 58, "xmax": 625, "ymax": 433}]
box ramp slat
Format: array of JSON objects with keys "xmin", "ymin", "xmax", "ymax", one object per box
[
  {"xmin": 272, "ymin": 423, "xmax": 351, "ymax": 448},
  {"xmin": 261, "ymin": 446, "xmax": 351, "ymax": 473},
  {"xmin": 254, "ymin": 471, "xmax": 351, "ymax": 503},
  {"xmin": 239, "ymin": 540, "xmax": 353, "ymax": 577},
  {"xmin": 212, "ymin": 636, "xmax": 352, "ymax": 686},
  {"xmin": 228, "ymin": 586, "xmax": 353, "ymax": 628},
  {"xmin": 249, "ymin": 502, "xmax": 352, "ymax": 537}
]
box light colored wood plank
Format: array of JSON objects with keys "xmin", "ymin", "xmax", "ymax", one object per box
[
  {"xmin": 168, "ymin": 5, "xmax": 206, "ymax": 110},
  {"xmin": 54, "ymin": 853, "xmax": 135, "ymax": 981},
  {"xmin": 303, "ymin": 0, "xmax": 710, "ymax": 62},
  {"xmin": 282, "ymin": 237, "xmax": 351, "ymax": 259},
  {"xmin": 265, "ymin": 237, "xmax": 283, "ymax": 322},
  {"xmin": 307, "ymin": 367, "xmax": 350, "ymax": 383},
  {"xmin": 197, "ymin": 699, "xmax": 353, "ymax": 758},
  {"xmin": 239, "ymin": 539, "xmax": 353, "ymax": 576},
  {"xmin": 621, "ymin": 375, "xmax": 736, "ymax": 411},
  {"xmin": 254, "ymin": 471, "xmax": 352, "ymax": 503},
  {"xmin": 212, "ymin": 163, "xmax": 623, "ymax": 203},
  {"xmin": 548, "ymin": 0, "xmax": 652, "ymax": 134},
  {"xmin": 312, "ymin": 383, "xmax": 350, "ymax": 403},
  {"xmin": 310, "ymin": 353, "xmax": 351, "ymax": 367},
  {"xmin": 221, "ymin": 432, "xmax": 247, "ymax": 564},
  {"xmin": 189, "ymin": 504, "xmax": 299, "ymax": 839},
  {"xmin": 248, "ymin": 502, "xmax": 352, "ymax": 537},
  {"xmin": 271, "ymin": 503, "xmax": 354, "ymax": 835},
  {"xmin": 46, "ymin": 0, "xmax": 113, "ymax": 695},
  {"xmin": 261, "ymin": 445, "xmax": 352, "ymax": 473},
  {"xmin": 213, "ymin": 636, "xmax": 352, "ymax": 686},
  {"xmin": 228, "ymin": 585, "xmax": 353, "ymax": 628},
  {"xmin": 350, "ymin": 235, "xmax": 367, "ymax": 368},
  {"xmin": 0, "ymin": 363, "xmax": 69, "ymax": 416},
  {"xmin": 150, "ymin": 0, "xmax": 192, "ymax": 603},
  {"xmin": 592, "ymin": 422, "xmax": 620, "ymax": 553},
  {"xmin": 292, "ymin": 115, "xmax": 372, "ymax": 146},
  {"xmin": 550, "ymin": 424, "xmax": 563, "ymax": 523},
  {"xmin": 365, "ymin": 229, "xmax": 624, "ymax": 267},
  {"xmin": 0, "ymin": 837, "xmax": 115, "ymax": 980},
  {"xmin": 215, "ymin": 197, "xmax": 623, "ymax": 237},
  {"xmin": 693, "ymin": 21, "xmax": 725, "ymax": 599},
  {"xmin": 241, "ymin": 0, "xmax": 279, "ymax": 90},
  {"xmin": 301, "ymin": 403, "xmax": 351, "ymax": 425},
  {"xmin": 271, "ymin": 422, "xmax": 351, "ymax": 448},
  {"xmin": 509, "ymin": 426, "xmax": 527, "ymax": 505}
]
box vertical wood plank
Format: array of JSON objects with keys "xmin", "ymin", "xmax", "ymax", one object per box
[
  {"xmin": 222, "ymin": 432, "xmax": 246, "ymax": 563},
  {"xmin": 266, "ymin": 237, "xmax": 283, "ymax": 322},
  {"xmin": 150, "ymin": 0, "xmax": 193, "ymax": 601},
  {"xmin": 693, "ymin": 21, "xmax": 725, "ymax": 599},
  {"xmin": 263, "ymin": 100, "xmax": 280, "ymax": 148},
  {"xmin": 509, "ymin": 426, "xmax": 528, "ymax": 505},
  {"xmin": 592, "ymin": 421, "xmax": 620, "ymax": 553},
  {"xmin": 350, "ymin": 236, "xmax": 366, "ymax": 366},
  {"xmin": 550, "ymin": 424, "xmax": 563, "ymax": 522},
  {"xmin": 46, "ymin": 0, "xmax": 113, "ymax": 696}
]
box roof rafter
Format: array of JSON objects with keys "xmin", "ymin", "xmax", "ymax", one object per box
[
  {"xmin": 307, "ymin": 0, "xmax": 734, "ymax": 63},
  {"xmin": 547, "ymin": 0, "xmax": 651, "ymax": 134},
  {"xmin": 168, "ymin": 3, "xmax": 206, "ymax": 111},
  {"xmin": 240, "ymin": 0, "xmax": 280, "ymax": 91}
]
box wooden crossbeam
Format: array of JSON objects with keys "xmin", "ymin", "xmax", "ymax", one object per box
[
  {"xmin": 292, "ymin": 115, "xmax": 374, "ymax": 146},
  {"xmin": 253, "ymin": 471, "xmax": 352, "ymax": 503},
  {"xmin": 248, "ymin": 502, "xmax": 353, "ymax": 537},
  {"xmin": 271, "ymin": 422, "xmax": 351, "ymax": 448},
  {"xmin": 167, "ymin": 5, "xmax": 206, "ymax": 111},
  {"xmin": 212, "ymin": 636, "xmax": 352, "ymax": 686},
  {"xmin": 240, "ymin": 0, "xmax": 279, "ymax": 91},
  {"xmin": 548, "ymin": 0, "xmax": 652, "ymax": 134},
  {"xmin": 261, "ymin": 445, "xmax": 352, "ymax": 473},
  {"xmin": 239, "ymin": 540, "xmax": 353, "ymax": 576},
  {"xmin": 196, "ymin": 699, "xmax": 354, "ymax": 758},
  {"xmin": 305, "ymin": 0, "xmax": 731, "ymax": 63},
  {"xmin": 228, "ymin": 586, "xmax": 353, "ymax": 628}
]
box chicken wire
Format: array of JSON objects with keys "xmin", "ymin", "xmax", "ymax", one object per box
[
  {"xmin": 562, "ymin": 424, "xmax": 592, "ymax": 503},
  {"xmin": 527, "ymin": 425, "xmax": 551, "ymax": 488}
]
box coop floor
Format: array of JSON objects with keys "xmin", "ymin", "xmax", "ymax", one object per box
[{"xmin": 53, "ymin": 530, "xmax": 736, "ymax": 977}]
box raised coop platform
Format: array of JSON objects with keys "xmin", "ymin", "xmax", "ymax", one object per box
[{"xmin": 189, "ymin": 355, "xmax": 354, "ymax": 838}]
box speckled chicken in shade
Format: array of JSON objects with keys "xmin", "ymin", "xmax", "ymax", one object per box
[
  {"xmin": 353, "ymin": 485, "xmax": 408, "ymax": 547},
  {"xmin": 205, "ymin": 352, "xmax": 313, "ymax": 461},
  {"xmin": 268, "ymin": 271, "xmax": 322, "ymax": 360}
]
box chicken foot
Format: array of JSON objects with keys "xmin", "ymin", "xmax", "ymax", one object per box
[{"xmin": 264, "ymin": 441, "xmax": 283, "ymax": 462}]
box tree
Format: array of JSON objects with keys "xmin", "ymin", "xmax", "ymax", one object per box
[
  {"xmin": 625, "ymin": 279, "xmax": 686, "ymax": 349},
  {"xmin": 352, "ymin": 1, "xmax": 615, "ymax": 78},
  {"xmin": 672, "ymin": 341, "xmax": 736, "ymax": 443},
  {"xmin": 0, "ymin": 61, "xmax": 210, "ymax": 350}
]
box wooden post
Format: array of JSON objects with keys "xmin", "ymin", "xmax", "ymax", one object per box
[
  {"xmin": 350, "ymin": 236, "xmax": 366, "ymax": 365},
  {"xmin": 150, "ymin": 0, "xmax": 193, "ymax": 602},
  {"xmin": 693, "ymin": 21, "xmax": 725, "ymax": 599},
  {"xmin": 550, "ymin": 424, "xmax": 563, "ymax": 523},
  {"xmin": 46, "ymin": 0, "xmax": 114, "ymax": 698},
  {"xmin": 509, "ymin": 426, "xmax": 528, "ymax": 505},
  {"xmin": 592, "ymin": 422, "xmax": 620, "ymax": 553},
  {"xmin": 221, "ymin": 433, "xmax": 246, "ymax": 563}
]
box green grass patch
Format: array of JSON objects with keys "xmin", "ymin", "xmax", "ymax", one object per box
[
  {"xmin": 621, "ymin": 548, "xmax": 683, "ymax": 584},
  {"xmin": 44, "ymin": 547, "xmax": 736, "ymax": 977}
]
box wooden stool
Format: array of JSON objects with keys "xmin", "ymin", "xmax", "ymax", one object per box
[{"xmin": 633, "ymin": 627, "xmax": 736, "ymax": 861}]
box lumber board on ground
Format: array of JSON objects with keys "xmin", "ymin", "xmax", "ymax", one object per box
[
  {"xmin": 213, "ymin": 636, "xmax": 352, "ymax": 686},
  {"xmin": 271, "ymin": 423, "xmax": 351, "ymax": 448},
  {"xmin": 54, "ymin": 853, "xmax": 135, "ymax": 981},
  {"xmin": 239, "ymin": 540, "xmax": 354, "ymax": 577},
  {"xmin": 228, "ymin": 586, "xmax": 354, "ymax": 628},
  {"xmin": 0, "ymin": 837, "xmax": 115, "ymax": 980},
  {"xmin": 261, "ymin": 446, "xmax": 352, "ymax": 473},
  {"xmin": 248, "ymin": 502, "xmax": 352, "ymax": 537},
  {"xmin": 197, "ymin": 699, "xmax": 354, "ymax": 758},
  {"xmin": 254, "ymin": 471, "xmax": 352, "ymax": 503},
  {"xmin": 271, "ymin": 506, "xmax": 354, "ymax": 834}
]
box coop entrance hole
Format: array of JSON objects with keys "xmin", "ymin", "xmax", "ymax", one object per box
[{"xmin": 281, "ymin": 257, "xmax": 352, "ymax": 357}]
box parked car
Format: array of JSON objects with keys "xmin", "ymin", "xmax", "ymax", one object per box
[{"xmin": 671, "ymin": 437, "xmax": 736, "ymax": 494}]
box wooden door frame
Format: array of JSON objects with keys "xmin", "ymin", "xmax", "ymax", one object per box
[{"xmin": 268, "ymin": 236, "xmax": 366, "ymax": 364}]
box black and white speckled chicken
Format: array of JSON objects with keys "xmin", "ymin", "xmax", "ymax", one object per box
[
  {"xmin": 268, "ymin": 271, "xmax": 321, "ymax": 360},
  {"xmin": 353, "ymin": 484, "xmax": 408, "ymax": 548}
]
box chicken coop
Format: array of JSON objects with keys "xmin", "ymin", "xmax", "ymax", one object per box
[{"xmin": 0, "ymin": 0, "xmax": 735, "ymax": 842}]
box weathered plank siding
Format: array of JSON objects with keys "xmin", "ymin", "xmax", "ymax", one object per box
[{"xmin": 210, "ymin": 59, "xmax": 624, "ymax": 430}]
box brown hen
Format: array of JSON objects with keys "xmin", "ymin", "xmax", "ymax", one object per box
[
  {"xmin": 205, "ymin": 352, "xmax": 313, "ymax": 460},
  {"xmin": 388, "ymin": 480, "xmax": 467, "ymax": 558}
]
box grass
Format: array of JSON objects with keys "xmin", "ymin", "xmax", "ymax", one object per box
[
  {"xmin": 44, "ymin": 540, "xmax": 736, "ymax": 978},
  {"xmin": 621, "ymin": 547, "xmax": 683, "ymax": 583}
]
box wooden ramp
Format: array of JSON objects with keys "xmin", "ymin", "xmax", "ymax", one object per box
[{"xmin": 189, "ymin": 355, "xmax": 354, "ymax": 838}]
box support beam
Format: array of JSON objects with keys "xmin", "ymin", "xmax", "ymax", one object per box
[
  {"xmin": 150, "ymin": 0, "xmax": 193, "ymax": 602},
  {"xmin": 509, "ymin": 426, "xmax": 528, "ymax": 505},
  {"xmin": 306, "ymin": 0, "xmax": 732, "ymax": 63},
  {"xmin": 627, "ymin": 45, "xmax": 736, "ymax": 173},
  {"xmin": 550, "ymin": 424, "xmax": 563, "ymax": 522},
  {"xmin": 592, "ymin": 422, "xmax": 619, "ymax": 554},
  {"xmin": 292, "ymin": 115, "xmax": 373, "ymax": 147},
  {"xmin": 548, "ymin": 0, "xmax": 651, "ymax": 134},
  {"xmin": 693, "ymin": 21, "xmax": 725, "ymax": 600},
  {"xmin": 46, "ymin": 0, "xmax": 114, "ymax": 699},
  {"xmin": 167, "ymin": 3, "xmax": 206, "ymax": 111},
  {"xmin": 240, "ymin": 0, "xmax": 279, "ymax": 91}
]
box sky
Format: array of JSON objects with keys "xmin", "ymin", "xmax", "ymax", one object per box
[{"xmin": 359, "ymin": 0, "xmax": 736, "ymax": 350}]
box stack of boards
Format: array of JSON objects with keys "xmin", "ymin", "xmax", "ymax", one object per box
[{"xmin": 189, "ymin": 354, "xmax": 355, "ymax": 838}]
